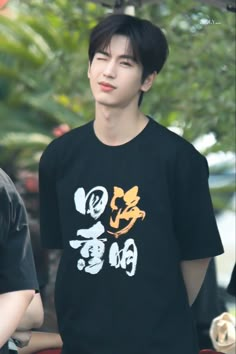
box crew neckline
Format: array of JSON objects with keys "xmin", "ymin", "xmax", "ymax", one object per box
[{"xmin": 90, "ymin": 116, "xmax": 153, "ymax": 150}]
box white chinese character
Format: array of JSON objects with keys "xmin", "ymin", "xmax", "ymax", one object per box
[
  {"xmin": 109, "ymin": 239, "xmax": 138, "ymax": 277},
  {"xmin": 70, "ymin": 221, "xmax": 107, "ymax": 275},
  {"xmin": 74, "ymin": 186, "xmax": 108, "ymax": 219}
]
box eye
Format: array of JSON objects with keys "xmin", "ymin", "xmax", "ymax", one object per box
[
  {"xmin": 121, "ymin": 61, "xmax": 132, "ymax": 67},
  {"xmin": 95, "ymin": 53, "xmax": 108, "ymax": 61}
]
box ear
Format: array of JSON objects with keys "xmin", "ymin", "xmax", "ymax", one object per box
[
  {"xmin": 141, "ymin": 72, "xmax": 157, "ymax": 92},
  {"xmin": 87, "ymin": 61, "xmax": 91, "ymax": 79}
]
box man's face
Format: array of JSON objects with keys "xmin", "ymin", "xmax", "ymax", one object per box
[{"xmin": 88, "ymin": 35, "xmax": 148, "ymax": 109}]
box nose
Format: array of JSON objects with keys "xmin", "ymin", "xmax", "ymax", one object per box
[{"xmin": 103, "ymin": 60, "xmax": 116, "ymax": 78}]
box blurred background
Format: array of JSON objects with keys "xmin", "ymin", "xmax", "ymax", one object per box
[{"xmin": 0, "ymin": 0, "xmax": 235, "ymax": 349}]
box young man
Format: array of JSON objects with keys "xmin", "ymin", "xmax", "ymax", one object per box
[
  {"xmin": 39, "ymin": 14, "xmax": 224, "ymax": 354},
  {"xmin": 0, "ymin": 168, "xmax": 43, "ymax": 353}
]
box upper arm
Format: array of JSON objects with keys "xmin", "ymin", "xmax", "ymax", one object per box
[
  {"xmin": 17, "ymin": 293, "xmax": 44, "ymax": 330},
  {"xmin": 0, "ymin": 176, "xmax": 38, "ymax": 294},
  {"xmin": 181, "ymin": 257, "xmax": 211, "ymax": 276},
  {"xmin": 0, "ymin": 290, "xmax": 35, "ymax": 348},
  {"xmin": 180, "ymin": 257, "xmax": 211, "ymax": 305}
]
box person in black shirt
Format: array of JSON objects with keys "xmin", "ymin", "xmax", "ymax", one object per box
[
  {"xmin": 227, "ymin": 263, "xmax": 236, "ymax": 297},
  {"xmin": 0, "ymin": 168, "xmax": 41, "ymax": 354},
  {"xmin": 39, "ymin": 14, "xmax": 224, "ymax": 354}
]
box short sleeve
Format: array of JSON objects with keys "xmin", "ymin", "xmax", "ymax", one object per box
[
  {"xmin": 173, "ymin": 145, "xmax": 224, "ymax": 260},
  {"xmin": 39, "ymin": 142, "xmax": 63, "ymax": 249},
  {"xmin": 0, "ymin": 174, "xmax": 38, "ymax": 294}
]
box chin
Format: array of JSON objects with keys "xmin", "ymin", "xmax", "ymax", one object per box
[{"xmin": 96, "ymin": 98, "xmax": 118, "ymax": 107}]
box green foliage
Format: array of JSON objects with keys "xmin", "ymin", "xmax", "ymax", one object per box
[
  {"xmin": 0, "ymin": 0, "xmax": 104, "ymax": 171},
  {"xmin": 137, "ymin": 1, "xmax": 235, "ymax": 153}
]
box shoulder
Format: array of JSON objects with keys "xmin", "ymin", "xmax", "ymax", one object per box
[
  {"xmin": 42, "ymin": 121, "xmax": 92, "ymax": 155},
  {"xmin": 39, "ymin": 121, "xmax": 92, "ymax": 167},
  {"xmin": 0, "ymin": 168, "xmax": 14, "ymax": 190},
  {"xmin": 148, "ymin": 118, "xmax": 206, "ymax": 164},
  {"xmin": 0, "ymin": 169, "xmax": 24, "ymax": 242},
  {"xmin": 0, "ymin": 168, "xmax": 19, "ymax": 201}
]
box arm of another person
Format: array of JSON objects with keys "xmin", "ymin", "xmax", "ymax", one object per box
[
  {"xmin": 18, "ymin": 332, "xmax": 63, "ymax": 354},
  {"xmin": 0, "ymin": 289, "xmax": 35, "ymax": 348},
  {"xmin": 15, "ymin": 293, "xmax": 44, "ymax": 330},
  {"xmin": 11, "ymin": 293, "xmax": 44, "ymax": 348},
  {"xmin": 181, "ymin": 257, "xmax": 211, "ymax": 306},
  {"xmin": 0, "ymin": 170, "xmax": 40, "ymax": 348}
]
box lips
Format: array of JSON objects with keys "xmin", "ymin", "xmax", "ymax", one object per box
[{"xmin": 99, "ymin": 81, "xmax": 116, "ymax": 89}]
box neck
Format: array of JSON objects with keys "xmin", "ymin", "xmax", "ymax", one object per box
[{"xmin": 93, "ymin": 103, "xmax": 148, "ymax": 146}]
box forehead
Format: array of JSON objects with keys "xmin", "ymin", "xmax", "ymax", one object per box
[{"xmin": 98, "ymin": 35, "xmax": 135, "ymax": 57}]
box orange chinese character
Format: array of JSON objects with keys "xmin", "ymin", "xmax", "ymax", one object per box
[{"xmin": 108, "ymin": 186, "xmax": 146, "ymax": 238}]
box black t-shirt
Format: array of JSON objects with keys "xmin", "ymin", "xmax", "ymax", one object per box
[
  {"xmin": 39, "ymin": 118, "xmax": 223, "ymax": 354},
  {"xmin": 227, "ymin": 263, "xmax": 236, "ymax": 296},
  {"xmin": 0, "ymin": 169, "xmax": 38, "ymax": 354}
]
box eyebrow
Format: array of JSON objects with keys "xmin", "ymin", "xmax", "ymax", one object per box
[{"xmin": 96, "ymin": 50, "xmax": 136, "ymax": 62}]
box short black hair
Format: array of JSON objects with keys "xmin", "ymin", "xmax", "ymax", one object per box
[{"xmin": 88, "ymin": 14, "xmax": 169, "ymax": 82}]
